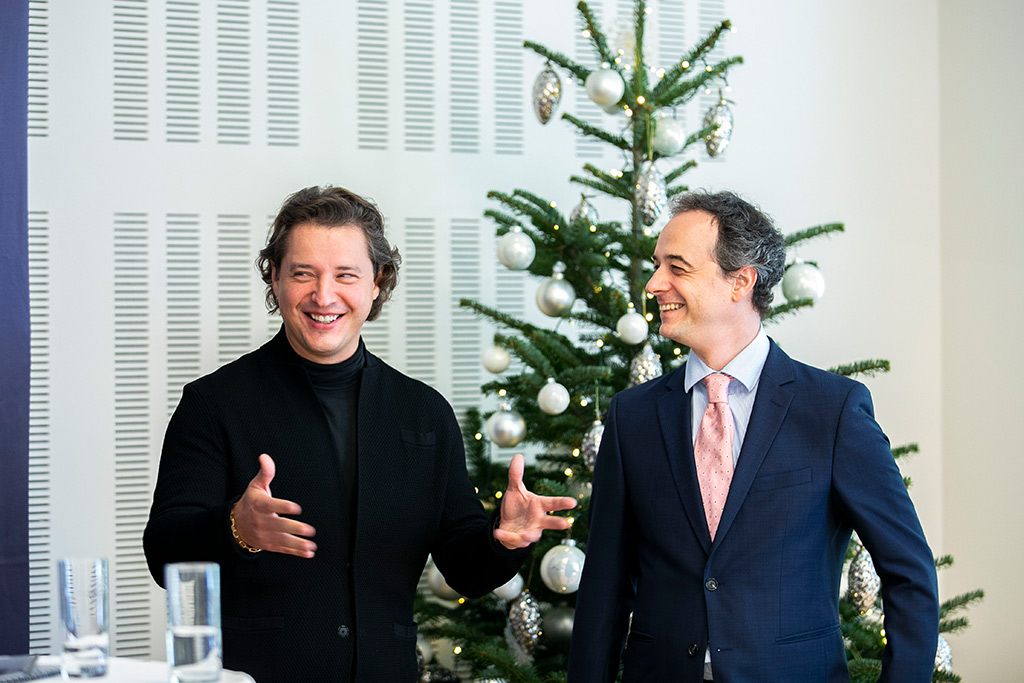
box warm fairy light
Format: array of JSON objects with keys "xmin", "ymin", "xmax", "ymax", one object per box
[
  {"xmin": 674, "ymin": 347, "xmax": 682, "ymax": 355},
  {"xmin": 637, "ymin": 96, "xmax": 646, "ymax": 104},
  {"xmin": 567, "ymin": 516, "xmax": 576, "ymax": 526},
  {"xmin": 617, "ymin": 49, "xmax": 625, "ymax": 56},
  {"xmin": 624, "ymin": 108, "xmax": 633, "ymax": 117},
  {"xmin": 725, "ymin": 85, "xmax": 733, "ymax": 92},
  {"xmin": 474, "ymin": 432, "xmax": 482, "ymax": 440},
  {"xmin": 495, "ymin": 491, "xmax": 503, "ymax": 499},
  {"xmin": 553, "ymin": 224, "xmax": 560, "ymax": 231},
  {"xmin": 457, "ymin": 597, "xmax": 466, "ymax": 604},
  {"xmin": 730, "ymin": 25, "xmax": 737, "ymax": 32},
  {"xmin": 644, "ymin": 6, "xmax": 652, "ymax": 13},
  {"xmin": 589, "ymin": 225, "xmax": 597, "ymax": 232},
  {"xmin": 705, "ymin": 88, "xmax": 712, "ymax": 95},
  {"xmin": 564, "ymin": 468, "xmax": 573, "ymax": 477},
  {"xmin": 595, "ymin": 339, "xmax": 604, "ymax": 348},
  {"xmin": 601, "ymin": 61, "xmax": 610, "ymax": 69},
  {"xmin": 498, "ymin": 388, "xmax": 507, "ymax": 396},
  {"xmin": 580, "ymin": 398, "xmax": 589, "ymax": 407},
  {"xmin": 594, "ymin": 285, "xmax": 603, "ymax": 293},
  {"xmin": 682, "ymin": 60, "xmax": 690, "ymax": 69},
  {"xmin": 657, "ymin": 68, "xmax": 666, "ymax": 78},
  {"xmin": 643, "ymin": 227, "xmax": 652, "ymax": 236},
  {"xmin": 572, "ymin": 448, "xmax": 581, "ymax": 456},
  {"xmin": 549, "ymin": 201, "xmax": 557, "ymax": 208},
  {"xmin": 645, "ymin": 313, "xmax": 654, "ymax": 321},
  {"xmin": 474, "ymin": 486, "xmax": 479, "ymax": 493},
  {"xmin": 453, "ymin": 646, "xmax": 462, "ymax": 654},
  {"xmin": 609, "ymin": 168, "xmax": 620, "ymax": 177},
  {"xmin": 604, "ymin": 251, "xmax": 610, "ymax": 257},
  {"xmin": 706, "ymin": 65, "xmax": 713, "ymax": 72},
  {"xmin": 582, "ymin": 29, "xmax": 591, "ymax": 38},
  {"xmin": 627, "ymin": 302, "xmax": 635, "ymax": 309},
  {"xmin": 614, "ymin": 57, "xmax": 622, "ymax": 65},
  {"xmin": 646, "ymin": 291, "xmax": 654, "ymax": 298}
]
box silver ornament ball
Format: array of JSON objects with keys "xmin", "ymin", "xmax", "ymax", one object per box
[
  {"xmin": 629, "ymin": 342, "xmax": 663, "ymax": 387},
  {"xmin": 492, "ymin": 573, "xmax": 524, "ymax": 601},
  {"xmin": 653, "ymin": 116, "xmax": 687, "ymax": 156},
  {"xmin": 481, "ymin": 345, "xmax": 511, "ymax": 374},
  {"xmin": 540, "ymin": 539, "xmax": 586, "ymax": 594},
  {"xmin": 703, "ymin": 96, "xmax": 734, "ymax": 157},
  {"xmin": 616, "ymin": 311, "xmax": 648, "ymax": 345},
  {"xmin": 585, "ymin": 68, "xmax": 625, "ymax": 107},
  {"xmin": 427, "ymin": 563, "xmax": 460, "ymax": 601},
  {"xmin": 582, "ymin": 419, "xmax": 604, "ymax": 473},
  {"xmin": 536, "ymin": 262, "xmax": 576, "ymax": 317},
  {"xmin": 537, "ymin": 378, "xmax": 571, "ymax": 415},
  {"xmin": 532, "ymin": 63, "xmax": 562, "ymax": 125},
  {"xmin": 507, "ymin": 589, "xmax": 542, "ymax": 656},
  {"xmin": 486, "ymin": 405, "xmax": 527, "ymax": 448},
  {"xmin": 634, "ymin": 160, "xmax": 668, "ymax": 227},
  {"xmin": 847, "ymin": 548, "xmax": 880, "ymax": 614},
  {"xmin": 542, "ymin": 606, "xmax": 575, "ymax": 645},
  {"xmin": 496, "ymin": 226, "xmax": 536, "ymax": 270},
  {"xmin": 782, "ymin": 260, "xmax": 826, "ymax": 302}
]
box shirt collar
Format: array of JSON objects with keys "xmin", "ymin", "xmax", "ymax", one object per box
[{"xmin": 684, "ymin": 326, "xmax": 770, "ymax": 393}]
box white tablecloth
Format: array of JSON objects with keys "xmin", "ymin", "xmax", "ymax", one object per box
[{"xmin": 35, "ymin": 657, "xmax": 255, "ymax": 682}]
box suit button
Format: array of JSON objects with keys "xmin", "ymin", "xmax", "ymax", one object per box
[
  {"xmin": 705, "ymin": 578, "xmax": 718, "ymax": 591},
  {"xmin": 688, "ymin": 643, "xmax": 699, "ymax": 657},
  {"xmin": 337, "ymin": 625, "xmax": 350, "ymax": 638}
]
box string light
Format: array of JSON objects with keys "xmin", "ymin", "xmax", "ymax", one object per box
[
  {"xmin": 589, "ymin": 224, "xmax": 597, "ymax": 232},
  {"xmin": 453, "ymin": 646, "xmax": 462, "ymax": 655},
  {"xmin": 656, "ymin": 68, "xmax": 666, "ymax": 79},
  {"xmin": 582, "ymin": 29, "xmax": 591, "ymax": 38},
  {"xmin": 474, "ymin": 432, "xmax": 482, "ymax": 440},
  {"xmin": 549, "ymin": 201, "xmax": 557, "ymax": 208},
  {"xmin": 624, "ymin": 108, "xmax": 633, "ymax": 117},
  {"xmin": 645, "ymin": 313, "xmax": 653, "ymax": 321},
  {"xmin": 580, "ymin": 398, "xmax": 589, "ymax": 407},
  {"xmin": 681, "ymin": 60, "xmax": 690, "ymax": 69},
  {"xmin": 553, "ymin": 224, "xmax": 559, "ymax": 231},
  {"xmin": 673, "ymin": 347, "xmax": 682, "ymax": 355},
  {"xmin": 567, "ymin": 516, "xmax": 576, "ymax": 526},
  {"xmin": 495, "ymin": 491, "xmax": 503, "ymax": 499},
  {"xmin": 498, "ymin": 388, "xmax": 507, "ymax": 396},
  {"xmin": 636, "ymin": 96, "xmax": 646, "ymax": 105},
  {"xmin": 572, "ymin": 448, "xmax": 581, "ymax": 457},
  {"xmin": 457, "ymin": 597, "xmax": 466, "ymax": 604},
  {"xmin": 706, "ymin": 65, "xmax": 713, "ymax": 72},
  {"xmin": 595, "ymin": 339, "xmax": 604, "ymax": 348},
  {"xmin": 564, "ymin": 468, "xmax": 573, "ymax": 477}
]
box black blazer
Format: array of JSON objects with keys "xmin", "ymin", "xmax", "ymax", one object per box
[
  {"xmin": 145, "ymin": 329, "xmax": 525, "ymax": 682},
  {"xmin": 568, "ymin": 341, "xmax": 939, "ymax": 682}
]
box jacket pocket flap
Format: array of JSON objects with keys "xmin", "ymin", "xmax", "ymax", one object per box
[
  {"xmin": 751, "ymin": 466, "xmax": 812, "ymax": 493},
  {"xmin": 400, "ymin": 428, "xmax": 435, "ymax": 447}
]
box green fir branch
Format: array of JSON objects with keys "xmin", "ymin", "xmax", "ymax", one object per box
[
  {"xmin": 940, "ymin": 589, "xmax": 985, "ymax": 618},
  {"xmin": 488, "ymin": 190, "xmax": 558, "ymax": 230},
  {"xmin": 503, "ymin": 336, "xmax": 558, "ymax": 378},
  {"xmin": 846, "ymin": 658, "xmax": 882, "ymax": 683},
  {"xmin": 522, "ymin": 41, "xmax": 590, "ymax": 83},
  {"xmin": 514, "ymin": 188, "xmax": 562, "ymax": 218},
  {"xmin": 461, "ymin": 299, "xmax": 537, "ymax": 335},
  {"xmin": 939, "ymin": 616, "xmax": 970, "ymax": 634},
  {"xmin": 561, "ymin": 112, "xmax": 631, "ymax": 150},
  {"xmin": 558, "ymin": 364, "xmax": 615, "ymax": 387},
  {"xmin": 829, "ymin": 359, "xmax": 891, "ymax": 377},
  {"xmin": 569, "ymin": 176, "xmax": 630, "ymax": 200},
  {"xmin": 766, "ymin": 298, "xmax": 814, "ymax": 322},
  {"xmin": 933, "ymin": 671, "xmax": 962, "ymax": 683},
  {"xmin": 891, "ymin": 443, "xmax": 920, "ymax": 460},
  {"xmin": 935, "ymin": 554, "xmax": 954, "ymax": 570},
  {"xmin": 485, "ymin": 209, "xmax": 525, "ymax": 230},
  {"xmin": 583, "ymin": 163, "xmax": 632, "ymax": 191},
  {"xmin": 667, "ymin": 184, "xmax": 689, "ymax": 198},
  {"xmin": 784, "ymin": 222, "xmax": 846, "ymax": 247},
  {"xmin": 652, "ymin": 20, "xmax": 733, "ymax": 100},
  {"xmin": 664, "ymin": 159, "xmax": 698, "ymax": 184},
  {"xmin": 656, "ymin": 56, "xmax": 744, "ymax": 108},
  {"xmin": 686, "ymin": 123, "xmax": 717, "ymax": 149},
  {"xmin": 577, "ymin": 1, "xmax": 616, "ymax": 65}
]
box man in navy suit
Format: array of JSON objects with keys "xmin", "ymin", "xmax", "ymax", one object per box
[{"xmin": 567, "ymin": 191, "xmax": 938, "ymax": 682}]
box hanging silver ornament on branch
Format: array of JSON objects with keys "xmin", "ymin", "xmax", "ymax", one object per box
[
  {"xmin": 634, "ymin": 160, "xmax": 668, "ymax": 226},
  {"xmin": 506, "ymin": 589, "xmax": 542, "ymax": 660},
  {"xmin": 496, "ymin": 225, "xmax": 536, "ymax": 271},
  {"xmin": 542, "ymin": 606, "xmax": 575, "ymax": 645},
  {"xmin": 847, "ymin": 547, "xmax": 880, "ymax": 615},
  {"xmin": 581, "ymin": 418, "xmax": 604, "ymax": 473},
  {"xmin": 486, "ymin": 403, "xmax": 526, "ymax": 448},
  {"xmin": 781, "ymin": 259, "xmax": 826, "ymax": 302},
  {"xmin": 569, "ymin": 193, "xmax": 599, "ymax": 226},
  {"xmin": 535, "ymin": 261, "xmax": 576, "ymax": 317},
  {"xmin": 629, "ymin": 342, "xmax": 663, "ymax": 387},
  {"xmin": 481, "ymin": 345, "xmax": 511, "ymax": 374},
  {"xmin": 532, "ymin": 61, "xmax": 562, "ymax": 124},
  {"xmin": 653, "ymin": 115, "xmax": 687, "ymax": 156},
  {"xmin": 585, "ymin": 68, "xmax": 625, "ymax": 107},
  {"xmin": 616, "ymin": 310, "xmax": 648, "ymax": 345},
  {"xmin": 537, "ymin": 378, "xmax": 571, "ymax": 415},
  {"xmin": 935, "ymin": 634, "xmax": 953, "ymax": 674},
  {"xmin": 703, "ymin": 90, "xmax": 734, "ymax": 157},
  {"xmin": 540, "ymin": 538, "xmax": 586, "ymax": 594}
]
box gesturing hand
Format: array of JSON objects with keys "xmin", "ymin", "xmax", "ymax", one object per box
[
  {"xmin": 494, "ymin": 453, "xmax": 578, "ymax": 550},
  {"xmin": 231, "ymin": 454, "xmax": 317, "ymax": 558}
]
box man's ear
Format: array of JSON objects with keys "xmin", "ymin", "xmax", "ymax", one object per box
[
  {"xmin": 731, "ymin": 265, "xmax": 758, "ymax": 303},
  {"xmin": 271, "ymin": 264, "xmax": 280, "ymax": 298},
  {"xmin": 372, "ymin": 268, "xmax": 382, "ymax": 300}
]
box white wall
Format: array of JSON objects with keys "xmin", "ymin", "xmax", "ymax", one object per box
[{"xmin": 940, "ymin": 0, "xmax": 1024, "ymax": 679}]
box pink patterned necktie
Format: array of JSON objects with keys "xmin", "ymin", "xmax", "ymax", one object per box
[{"xmin": 695, "ymin": 373, "xmax": 735, "ymax": 541}]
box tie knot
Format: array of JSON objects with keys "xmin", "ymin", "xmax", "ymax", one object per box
[{"xmin": 704, "ymin": 373, "xmax": 732, "ymax": 404}]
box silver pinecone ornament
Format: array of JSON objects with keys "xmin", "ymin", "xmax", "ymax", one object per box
[
  {"xmin": 847, "ymin": 547, "xmax": 881, "ymax": 614},
  {"xmin": 634, "ymin": 160, "xmax": 667, "ymax": 226},
  {"xmin": 935, "ymin": 634, "xmax": 953, "ymax": 674},
  {"xmin": 581, "ymin": 418, "xmax": 604, "ymax": 473},
  {"xmin": 628, "ymin": 342, "xmax": 663, "ymax": 387},
  {"xmin": 532, "ymin": 62, "xmax": 562, "ymax": 124},
  {"xmin": 506, "ymin": 589, "xmax": 541, "ymax": 661},
  {"xmin": 569, "ymin": 193, "xmax": 599, "ymax": 226},
  {"xmin": 703, "ymin": 92, "xmax": 734, "ymax": 157}
]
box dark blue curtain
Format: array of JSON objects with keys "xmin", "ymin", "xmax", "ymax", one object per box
[{"xmin": 0, "ymin": 0, "xmax": 30, "ymax": 655}]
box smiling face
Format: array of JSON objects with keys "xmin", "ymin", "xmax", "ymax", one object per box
[
  {"xmin": 271, "ymin": 222, "xmax": 380, "ymax": 364},
  {"xmin": 646, "ymin": 210, "xmax": 758, "ymax": 366}
]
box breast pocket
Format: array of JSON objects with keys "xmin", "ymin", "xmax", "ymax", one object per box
[
  {"xmin": 401, "ymin": 428, "xmax": 435, "ymax": 448},
  {"xmin": 750, "ymin": 466, "xmax": 812, "ymax": 493}
]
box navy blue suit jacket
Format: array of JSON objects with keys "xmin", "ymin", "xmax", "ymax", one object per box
[{"xmin": 568, "ymin": 341, "xmax": 938, "ymax": 682}]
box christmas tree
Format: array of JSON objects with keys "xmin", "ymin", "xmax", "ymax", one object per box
[{"xmin": 414, "ymin": 2, "xmax": 981, "ymax": 681}]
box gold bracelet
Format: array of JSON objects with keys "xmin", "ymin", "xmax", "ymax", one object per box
[{"xmin": 230, "ymin": 506, "xmax": 262, "ymax": 553}]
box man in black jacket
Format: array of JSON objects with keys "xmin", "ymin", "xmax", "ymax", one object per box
[{"xmin": 144, "ymin": 186, "xmax": 575, "ymax": 682}]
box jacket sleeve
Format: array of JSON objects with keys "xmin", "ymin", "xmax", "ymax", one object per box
[
  {"xmin": 831, "ymin": 382, "xmax": 939, "ymax": 682},
  {"xmin": 567, "ymin": 396, "xmax": 637, "ymax": 683},
  {"xmin": 143, "ymin": 384, "xmax": 256, "ymax": 588},
  {"xmin": 428, "ymin": 399, "xmax": 529, "ymax": 598}
]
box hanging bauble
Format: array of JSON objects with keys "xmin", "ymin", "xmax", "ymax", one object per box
[
  {"xmin": 496, "ymin": 225, "xmax": 536, "ymax": 270},
  {"xmin": 420, "ymin": 664, "xmax": 460, "ymax": 683},
  {"xmin": 540, "ymin": 539, "xmax": 586, "ymax": 594},
  {"xmin": 427, "ymin": 563, "xmax": 460, "ymax": 601},
  {"xmin": 535, "ymin": 261, "xmax": 576, "ymax": 317},
  {"xmin": 569, "ymin": 194, "xmax": 599, "ymax": 226},
  {"xmin": 581, "ymin": 418, "xmax": 604, "ymax": 473},
  {"xmin": 847, "ymin": 548, "xmax": 880, "ymax": 614},
  {"xmin": 492, "ymin": 573, "xmax": 524, "ymax": 601},
  {"xmin": 507, "ymin": 589, "xmax": 542, "ymax": 657},
  {"xmin": 481, "ymin": 345, "xmax": 510, "ymax": 374},
  {"xmin": 703, "ymin": 93, "xmax": 734, "ymax": 157},
  {"xmin": 417, "ymin": 633, "xmax": 433, "ymax": 664},
  {"xmin": 585, "ymin": 68, "xmax": 625, "ymax": 107},
  {"xmin": 782, "ymin": 260, "xmax": 826, "ymax": 302},
  {"xmin": 634, "ymin": 160, "xmax": 668, "ymax": 226},
  {"xmin": 532, "ymin": 62, "xmax": 562, "ymax": 124},
  {"xmin": 486, "ymin": 404, "xmax": 527, "ymax": 448},
  {"xmin": 542, "ymin": 606, "xmax": 575, "ymax": 645},
  {"xmin": 935, "ymin": 634, "xmax": 953, "ymax": 674},
  {"xmin": 616, "ymin": 310, "xmax": 648, "ymax": 345},
  {"xmin": 628, "ymin": 342, "xmax": 663, "ymax": 387},
  {"xmin": 537, "ymin": 378, "xmax": 571, "ymax": 415},
  {"xmin": 653, "ymin": 116, "xmax": 687, "ymax": 156},
  {"xmin": 475, "ymin": 679, "xmax": 508, "ymax": 683}
]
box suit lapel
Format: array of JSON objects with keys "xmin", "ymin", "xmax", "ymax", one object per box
[
  {"xmin": 656, "ymin": 366, "xmax": 713, "ymax": 554},
  {"xmin": 712, "ymin": 341, "xmax": 794, "ymax": 547}
]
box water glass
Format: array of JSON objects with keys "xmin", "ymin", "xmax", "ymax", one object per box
[
  {"xmin": 57, "ymin": 557, "xmax": 109, "ymax": 678},
  {"xmin": 165, "ymin": 562, "xmax": 222, "ymax": 683}
]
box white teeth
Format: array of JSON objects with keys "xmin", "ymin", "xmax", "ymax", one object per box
[
  {"xmin": 660, "ymin": 303, "xmax": 683, "ymax": 312},
  {"xmin": 309, "ymin": 313, "xmax": 340, "ymax": 323}
]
